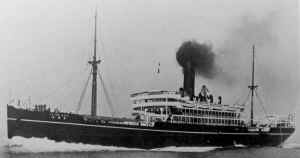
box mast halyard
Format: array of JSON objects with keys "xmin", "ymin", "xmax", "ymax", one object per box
[
  {"xmin": 248, "ymin": 45, "xmax": 258, "ymax": 126},
  {"xmin": 88, "ymin": 11, "xmax": 101, "ymax": 117}
]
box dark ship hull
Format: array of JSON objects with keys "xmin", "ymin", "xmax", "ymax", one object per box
[{"xmin": 7, "ymin": 106, "xmax": 294, "ymax": 149}]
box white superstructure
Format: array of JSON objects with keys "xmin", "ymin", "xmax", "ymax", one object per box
[{"xmin": 130, "ymin": 90, "xmax": 246, "ymax": 127}]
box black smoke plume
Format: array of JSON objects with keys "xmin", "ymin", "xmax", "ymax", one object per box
[{"xmin": 176, "ymin": 40, "xmax": 217, "ymax": 79}]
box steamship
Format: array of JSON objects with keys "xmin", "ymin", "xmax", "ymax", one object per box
[{"xmin": 6, "ymin": 14, "xmax": 295, "ymax": 149}]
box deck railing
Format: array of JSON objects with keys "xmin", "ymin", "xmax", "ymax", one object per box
[
  {"xmin": 170, "ymin": 114, "xmax": 245, "ymax": 127},
  {"xmin": 243, "ymin": 114, "xmax": 296, "ymax": 128}
]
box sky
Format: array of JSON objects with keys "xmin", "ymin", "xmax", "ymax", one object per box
[{"xmin": 0, "ymin": 0, "xmax": 299, "ymax": 141}]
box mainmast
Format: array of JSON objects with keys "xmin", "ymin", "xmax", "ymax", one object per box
[
  {"xmin": 88, "ymin": 11, "xmax": 101, "ymax": 117},
  {"xmin": 248, "ymin": 45, "xmax": 258, "ymax": 126}
]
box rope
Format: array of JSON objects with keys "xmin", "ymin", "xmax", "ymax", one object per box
[
  {"xmin": 94, "ymin": 6, "xmax": 116, "ymax": 117},
  {"xmin": 75, "ymin": 70, "xmax": 92, "ymax": 113},
  {"xmin": 254, "ymin": 89, "xmax": 268, "ymax": 117},
  {"xmin": 95, "ymin": 14, "xmax": 116, "ymax": 117},
  {"xmin": 234, "ymin": 90, "xmax": 251, "ymax": 106},
  {"xmin": 97, "ymin": 70, "xmax": 115, "ymax": 117},
  {"xmin": 38, "ymin": 64, "xmax": 90, "ymax": 104}
]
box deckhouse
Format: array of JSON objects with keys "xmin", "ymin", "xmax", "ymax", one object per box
[{"xmin": 130, "ymin": 90, "xmax": 246, "ymax": 127}]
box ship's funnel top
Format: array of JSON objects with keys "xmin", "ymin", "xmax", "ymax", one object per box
[
  {"xmin": 176, "ymin": 40, "xmax": 217, "ymax": 98},
  {"xmin": 183, "ymin": 61, "xmax": 195, "ymax": 99}
]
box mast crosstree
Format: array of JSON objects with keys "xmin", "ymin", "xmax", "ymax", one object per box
[
  {"xmin": 248, "ymin": 45, "xmax": 258, "ymax": 126},
  {"xmin": 76, "ymin": 11, "xmax": 115, "ymax": 117},
  {"xmin": 88, "ymin": 11, "xmax": 101, "ymax": 117}
]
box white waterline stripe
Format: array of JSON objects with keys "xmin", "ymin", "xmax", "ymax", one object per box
[{"xmin": 7, "ymin": 118, "xmax": 291, "ymax": 136}]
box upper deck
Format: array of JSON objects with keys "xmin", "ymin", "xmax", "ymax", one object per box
[
  {"xmin": 130, "ymin": 90, "xmax": 244, "ymax": 112},
  {"xmin": 129, "ymin": 90, "xmax": 295, "ymax": 128}
]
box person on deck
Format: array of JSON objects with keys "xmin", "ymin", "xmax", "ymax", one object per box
[
  {"xmin": 218, "ymin": 96, "xmax": 222, "ymax": 104},
  {"xmin": 209, "ymin": 94, "xmax": 214, "ymax": 103},
  {"xmin": 200, "ymin": 85, "xmax": 209, "ymax": 102}
]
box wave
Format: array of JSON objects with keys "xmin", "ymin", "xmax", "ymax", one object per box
[
  {"xmin": 233, "ymin": 143, "xmax": 247, "ymax": 148},
  {"xmin": 6, "ymin": 136, "xmax": 221, "ymax": 153},
  {"xmin": 0, "ymin": 138, "xmax": 8, "ymax": 147},
  {"xmin": 281, "ymin": 143, "xmax": 300, "ymax": 149},
  {"xmin": 152, "ymin": 146, "xmax": 219, "ymax": 152},
  {"xmin": 7, "ymin": 136, "xmax": 142, "ymax": 153}
]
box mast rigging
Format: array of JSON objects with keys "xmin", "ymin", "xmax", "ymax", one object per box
[
  {"xmin": 248, "ymin": 45, "xmax": 258, "ymax": 126},
  {"xmin": 88, "ymin": 11, "xmax": 101, "ymax": 117}
]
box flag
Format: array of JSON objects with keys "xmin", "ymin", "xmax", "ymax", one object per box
[{"xmin": 157, "ymin": 62, "xmax": 160, "ymax": 74}]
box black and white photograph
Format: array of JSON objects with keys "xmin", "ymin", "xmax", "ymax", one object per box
[{"xmin": 0, "ymin": 0, "xmax": 299, "ymax": 157}]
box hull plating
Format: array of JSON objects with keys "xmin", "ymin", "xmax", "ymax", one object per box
[{"xmin": 7, "ymin": 118, "xmax": 293, "ymax": 149}]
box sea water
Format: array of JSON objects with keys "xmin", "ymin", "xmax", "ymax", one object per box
[{"xmin": 0, "ymin": 137, "xmax": 299, "ymax": 158}]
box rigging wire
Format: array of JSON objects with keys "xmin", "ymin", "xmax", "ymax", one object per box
[
  {"xmin": 97, "ymin": 69, "xmax": 115, "ymax": 117},
  {"xmin": 95, "ymin": 6, "xmax": 117, "ymax": 117},
  {"xmin": 234, "ymin": 90, "xmax": 251, "ymax": 106},
  {"xmin": 75, "ymin": 69, "xmax": 92, "ymax": 113},
  {"xmin": 254, "ymin": 89, "xmax": 268, "ymax": 117},
  {"xmin": 243, "ymin": 90, "xmax": 251, "ymax": 105},
  {"xmin": 37, "ymin": 63, "xmax": 90, "ymax": 104},
  {"xmin": 38, "ymin": 77, "xmax": 75, "ymax": 104}
]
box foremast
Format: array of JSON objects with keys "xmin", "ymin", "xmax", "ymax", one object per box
[{"xmin": 88, "ymin": 12, "xmax": 101, "ymax": 117}]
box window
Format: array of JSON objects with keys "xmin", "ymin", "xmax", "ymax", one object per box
[
  {"xmin": 225, "ymin": 120, "xmax": 228, "ymax": 124},
  {"xmin": 167, "ymin": 98, "xmax": 177, "ymax": 102},
  {"xmin": 155, "ymin": 98, "xmax": 166, "ymax": 102},
  {"xmin": 193, "ymin": 118, "xmax": 197, "ymax": 124}
]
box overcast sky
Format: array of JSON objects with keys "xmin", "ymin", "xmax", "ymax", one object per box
[{"xmin": 0, "ymin": 0, "xmax": 299, "ymax": 138}]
